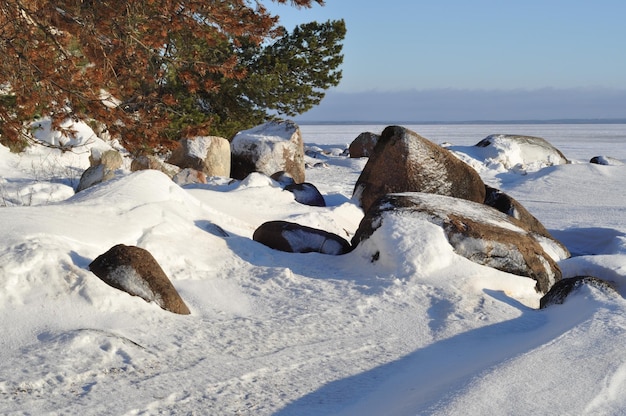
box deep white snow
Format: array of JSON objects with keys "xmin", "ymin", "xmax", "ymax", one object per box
[{"xmin": 1, "ymin": 121, "xmax": 625, "ymax": 415}]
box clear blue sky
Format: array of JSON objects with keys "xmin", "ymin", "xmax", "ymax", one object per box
[{"xmin": 264, "ymin": 0, "xmax": 626, "ymax": 121}]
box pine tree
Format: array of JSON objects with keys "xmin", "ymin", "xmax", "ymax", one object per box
[{"xmin": 0, "ymin": 0, "xmax": 341, "ymax": 154}]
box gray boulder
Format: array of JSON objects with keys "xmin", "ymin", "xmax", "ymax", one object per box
[
  {"xmin": 89, "ymin": 244, "xmax": 190, "ymax": 315},
  {"xmin": 270, "ymin": 171, "xmax": 296, "ymax": 187},
  {"xmin": 77, "ymin": 149, "xmax": 123, "ymax": 193},
  {"xmin": 352, "ymin": 192, "xmax": 562, "ymax": 293},
  {"xmin": 231, "ymin": 120, "xmax": 305, "ymax": 183},
  {"xmin": 353, "ymin": 126, "xmax": 486, "ymax": 213}
]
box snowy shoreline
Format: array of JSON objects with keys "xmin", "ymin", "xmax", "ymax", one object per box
[{"xmin": 1, "ymin": 123, "xmax": 625, "ymax": 415}]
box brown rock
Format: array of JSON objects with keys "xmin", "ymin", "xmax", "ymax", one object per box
[
  {"xmin": 352, "ymin": 192, "xmax": 562, "ymax": 293},
  {"xmin": 484, "ymin": 185, "xmax": 570, "ymax": 260},
  {"xmin": 349, "ymin": 132, "xmax": 380, "ymax": 158},
  {"xmin": 89, "ymin": 244, "xmax": 190, "ymax": 315},
  {"xmin": 353, "ymin": 126, "xmax": 486, "ymax": 213}
]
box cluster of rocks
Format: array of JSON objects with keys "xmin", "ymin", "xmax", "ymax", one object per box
[
  {"xmin": 83, "ymin": 120, "xmax": 320, "ymax": 313},
  {"xmin": 77, "ymin": 120, "xmax": 307, "ymax": 192},
  {"xmin": 83, "ymin": 121, "xmax": 619, "ymax": 312}
]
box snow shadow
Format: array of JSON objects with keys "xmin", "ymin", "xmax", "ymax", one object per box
[
  {"xmin": 275, "ymin": 293, "xmax": 592, "ymax": 415},
  {"xmin": 221, "ymin": 233, "xmax": 388, "ymax": 294},
  {"xmin": 551, "ymin": 227, "xmax": 626, "ymax": 256},
  {"xmin": 70, "ymin": 250, "xmax": 93, "ymax": 269}
]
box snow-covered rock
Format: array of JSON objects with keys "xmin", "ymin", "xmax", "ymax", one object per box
[
  {"xmin": 540, "ymin": 276, "xmax": 619, "ymax": 308},
  {"xmin": 449, "ymin": 134, "xmax": 569, "ymax": 174},
  {"xmin": 590, "ymin": 155, "xmax": 624, "ymax": 166},
  {"xmin": 484, "ymin": 185, "xmax": 570, "ymax": 261},
  {"xmin": 76, "ymin": 150, "xmax": 123, "ymax": 193},
  {"xmin": 31, "ymin": 118, "xmax": 111, "ymax": 154},
  {"xmin": 231, "ymin": 120, "xmax": 305, "ymax": 183},
  {"xmin": 284, "ymin": 182, "xmax": 326, "ymax": 207},
  {"xmin": 352, "ymin": 192, "xmax": 562, "ymax": 293}
]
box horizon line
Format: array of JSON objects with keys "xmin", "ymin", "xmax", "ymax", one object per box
[{"xmin": 293, "ymin": 118, "xmax": 626, "ymax": 126}]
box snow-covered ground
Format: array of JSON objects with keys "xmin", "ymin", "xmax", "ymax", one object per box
[{"xmin": 1, "ymin": 122, "xmax": 625, "ymax": 415}]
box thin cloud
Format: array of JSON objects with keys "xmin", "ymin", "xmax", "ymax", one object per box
[{"xmin": 295, "ymin": 88, "xmax": 626, "ymax": 123}]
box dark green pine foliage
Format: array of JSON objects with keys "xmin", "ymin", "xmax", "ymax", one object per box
[{"xmin": 168, "ymin": 19, "xmax": 346, "ymax": 140}]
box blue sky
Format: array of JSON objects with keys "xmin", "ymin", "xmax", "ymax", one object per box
[{"xmin": 265, "ymin": 0, "xmax": 626, "ymax": 121}]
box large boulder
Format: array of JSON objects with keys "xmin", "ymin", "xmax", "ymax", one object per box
[
  {"xmin": 353, "ymin": 126, "xmax": 486, "ymax": 213},
  {"xmin": 484, "ymin": 185, "xmax": 570, "ymax": 261},
  {"xmin": 349, "ymin": 132, "xmax": 380, "ymax": 158},
  {"xmin": 167, "ymin": 136, "xmax": 231, "ymax": 177},
  {"xmin": 352, "ymin": 192, "xmax": 562, "ymax": 293},
  {"xmin": 89, "ymin": 244, "xmax": 191, "ymax": 315},
  {"xmin": 231, "ymin": 120, "xmax": 305, "ymax": 183},
  {"xmin": 253, "ymin": 220, "xmax": 351, "ymax": 255}
]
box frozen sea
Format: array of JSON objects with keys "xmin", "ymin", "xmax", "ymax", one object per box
[{"xmin": 299, "ymin": 123, "xmax": 626, "ymax": 161}]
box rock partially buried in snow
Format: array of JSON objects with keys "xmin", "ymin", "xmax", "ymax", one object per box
[
  {"xmin": 590, "ymin": 156, "xmax": 624, "ymax": 166},
  {"xmin": 284, "ymin": 182, "xmax": 326, "ymax": 207},
  {"xmin": 270, "ymin": 170, "xmax": 296, "ymax": 187},
  {"xmin": 89, "ymin": 244, "xmax": 191, "ymax": 315},
  {"xmin": 172, "ymin": 168, "xmax": 207, "ymax": 186},
  {"xmin": 473, "ymin": 134, "xmax": 569, "ymax": 172},
  {"xmin": 353, "ymin": 125, "xmax": 486, "ymax": 213},
  {"xmin": 231, "ymin": 120, "xmax": 305, "ymax": 183},
  {"xmin": 131, "ymin": 155, "xmax": 179, "ymax": 178},
  {"xmin": 539, "ymin": 276, "xmax": 619, "ymax": 309},
  {"xmin": 253, "ymin": 220, "xmax": 351, "ymax": 255},
  {"xmin": 352, "ymin": 192, "xmax": 562, "ymax": 293},
  {"xmin": 484, "ymin": 185, "xmax": 570, "ymax": 261}
]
